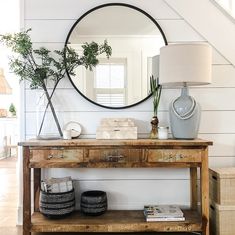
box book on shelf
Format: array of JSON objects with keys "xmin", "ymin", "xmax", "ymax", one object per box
[
  {"xmin": 41, "ymin": 176, "xmax": 73, "ymax": 193},
  {"xmin": 145, "ymin": 216, "xmax": 185, "ymax": 222},
  {"xmin": 144, "ymin": 205, "xmax": 185, "ymax": 222}
]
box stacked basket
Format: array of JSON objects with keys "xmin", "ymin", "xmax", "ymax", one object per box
[
  {"xmin": 39, "ymin": 177, "xmax": 75, "ymax": 219},
  {"xmin": 80, "ymin": 190, "xmax": 107, "ymax": 216},
  {"xmin": 209, "ymin": 168, "xmax": 235, "ymax": 235}
]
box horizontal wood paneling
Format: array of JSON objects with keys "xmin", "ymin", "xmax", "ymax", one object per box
[
  {"xmin": 199, "ymin": 134, "xmax": 235, "ymax": 157},
  {"xmin": 209, "ymin": 65, "xmax": 235, "ymax": 87},
  {"xmin": 200, "ymin": 111, "xmax": 235, "ymax": 134},
  {"xmin": 24, "ymin": 111, "xmax": 165, "ymax": 136},
  {"xmin": 25, "ymin": 88, "xmax": 154, "ymax": 112},
  {"xmin": 24, "ymin": 0, "xmax": 181, "ymax": 20},
  {"xmin": 165, "ymin": 0, "xmax": 235, "ymax": 66},
  {"xmin": 24, "ymin": 63, "xmax": 235, "ymax": 90},
  {"xmin": 45, "ymin": 168, "xmax": 189, "ymax": 180},
  {"xmin": 29, "ymin": 42, "xmax": 229, "ymax": 66},
  {"xmin": 39, "ymin": 179, "xmax": 190, "ymax": 209},
  {"xmin": 25, "ymin": 19, "xmax": 204, "ymax": 43},
  {"xmin": 209, "ymin": 156, "xmax": 235, "ymax": 168},
  {"xmin": 211, "ymin": 49, "xmax": 230, "ymax": 65},
  {"xmin": 20, "ymin": 0, "xmax": 235, "ymax": 219},
  {"xmin": 24, "ymin": 86, "xmax": 235, "ymax": 112},
  {"xmin": 24, "ymin": 111, "xmax": 235, "ymax": 136},
  {"xmin": 77, "ymin": 179, "xmax": 190, "ymax": 208}
]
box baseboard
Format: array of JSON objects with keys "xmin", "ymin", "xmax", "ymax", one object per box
[{"xmin": 17, "ymin": 206, "xmax": 23, "ymax": 225}]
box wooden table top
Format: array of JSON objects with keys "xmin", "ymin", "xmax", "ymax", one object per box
[{"xmin": 19, "ymin": 138, "xmax": 213, "ymax": 147}]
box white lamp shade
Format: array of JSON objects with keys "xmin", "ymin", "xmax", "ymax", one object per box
[{"xmin": 159, "ymin": 43, "xmax": 212, "ymax": 86}]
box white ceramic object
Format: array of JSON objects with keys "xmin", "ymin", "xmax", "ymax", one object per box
[
  {"xmin": 158, "ymin": 126, "xmax": 169, "ymax": 139},
  {"xmin": 63, "ymin": 129, "xmax": 72, "ymax": 140},
  {"xmin": 63, "ymin": 121, "xmax": 82, "ymax": 138}
]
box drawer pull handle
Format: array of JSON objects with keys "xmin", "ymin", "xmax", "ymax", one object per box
[
  {"xmin": 210, "ymin": 205, "xmax": 215, "ymax": 211},
  {"xmin": 48, "ymin": 154, "xmax": 53, "ymax": 159},
  {"xmin": 105, "ymin": 155, "xmax": 125, "ymax": 162},
  {"xmin": 212, "ymin": 175, "xmax": 217, "ymax": 181},
  {"xmin": 47, "ymin": 154, "xmax": 64, "ymax": 159},
  {"xmin": 176, "ymin": 154, "xmax": 183, "ymax": 159}
]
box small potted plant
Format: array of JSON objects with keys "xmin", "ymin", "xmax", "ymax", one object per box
[
  {"xmin": 9, "ymin": 103, "xmax": 16, "ymax": 117},
  {"xmin": 149, "ymin": 75, "xmax": 162, "ymax": 138}
]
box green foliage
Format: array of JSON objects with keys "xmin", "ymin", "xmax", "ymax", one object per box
[
  {"xmin": 9, "ymin": 103, "xmax": 16, "ymax": 116},
  {"xmin": 0, "ymin": 29, "xmax": 112, "ymax": 90},
  {"xmin": 150, "ymin": 75, "xmax": 162, "ymax": 116},
  {"xmin": 0, "ymin": 29, "xmax": 112, "ymax": 137},
  {"xmin": 81, "ymin": 40, "xmax": 112, "ymax": 70}
]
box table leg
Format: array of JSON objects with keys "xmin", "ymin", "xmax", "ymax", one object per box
[
  {"xmin": 190, "ymin": 167, "xmax": 198, "ymax": 210},
  {"xmin": 201, "ymin": 147, "xmax": 209, "ymax": 235},
  {"xmin": 23, "ymin": 147, "xmax": 31, "ymax": 235},
  {"xmin": 34, "ymin": 168, "xmax": 41, "ymax": 212}
]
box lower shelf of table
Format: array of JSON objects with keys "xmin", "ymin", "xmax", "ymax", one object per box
[{"xmin": 31, "ymin": 210, "xmax": 202, "ymax": 233}]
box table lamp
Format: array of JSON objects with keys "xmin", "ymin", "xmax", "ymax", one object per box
[{"xmin": 159, "ymin": 43, "xmax": 212, "ymax": 139}]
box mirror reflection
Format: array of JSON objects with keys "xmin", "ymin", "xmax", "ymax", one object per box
[{"xmin": 66, "ymin": 4, "xmax": 167, "ymax": 108}]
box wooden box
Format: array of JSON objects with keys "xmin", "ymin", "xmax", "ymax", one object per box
[
  {"xmin": 96, "ymin": 126, "xmax": 137, "ymax": 139},
  {"xmin": 96, "ymin": 118, "xmax": 137, "ymax": 139},
  {"xmin": 0, "ymin": 109, "xmax": 7, "ymax": 117},
  {"xmin": 100, "ymin": 118, "xmax": 135, "ymax": 127},
  {"xmin": 210, "ymin": 168, "xmax": 235, "ymax": 205},
  {"xmin": 210, "ymin": 201, "xmax": 235, "ymax": 235}
]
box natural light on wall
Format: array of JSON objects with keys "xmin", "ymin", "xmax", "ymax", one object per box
[
  {"xmin": 212, "ymin": 0, "xmax": 235, "ymax": 19},
  {"xmin": 0, "ymin": 0, "xmax": 20, "ymax": 161},
  {"xmin": 0, "ymin": 0, "xmax": 20, "ymax": 115}
]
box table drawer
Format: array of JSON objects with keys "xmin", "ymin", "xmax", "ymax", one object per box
[
  {"xmin": 30, "ymin": 148, "xmax": 84, "ymax": 162},
  {"xmin": 146, "ymin": 149, "xmax": 202, "ymax": 163},
  {"xmin": 88, "ymin": 148, "xmax": 143, "ymax": 163}
]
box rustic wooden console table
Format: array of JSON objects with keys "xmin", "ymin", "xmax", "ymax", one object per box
[{"xmin": 19, "ymin": 138, "xmax": 212, "ymax": 235}]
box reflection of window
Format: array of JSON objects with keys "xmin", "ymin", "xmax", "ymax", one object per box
[{"xmin": 94, "ymin": 58, "xmax": 126, "ymax": 106}]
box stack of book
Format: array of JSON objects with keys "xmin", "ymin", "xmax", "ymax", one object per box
[
  {"xmin": 41, "ymin": 176, "xmax": 73, "ymax": 193},
  {"xmin": 143, "ymin": 205, "xmax": 185, "ymax": 222}
]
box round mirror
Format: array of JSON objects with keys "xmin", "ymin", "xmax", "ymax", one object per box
[{"xmin": 65, "ymin": 3, "xmax": 167, "ymax": 109}]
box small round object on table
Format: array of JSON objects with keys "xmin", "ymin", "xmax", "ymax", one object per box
[
  {"xmin": 80, "ymin": 190, "xmax": 107, "ymax": 216},
  {"xmin": 63, "ymin": 121, "xmax": 82, "ymax": 138}
]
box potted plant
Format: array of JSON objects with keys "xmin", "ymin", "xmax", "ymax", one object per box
[
  {"xmin": 149, "ymin": 75, "xmax": 162, "ymax": 138},
  {"xmin": 9, "ymin": 103, "xmax": 16, "ymax": 117},
  {"xmin": 0, "ymin": 29, "xmax": 112, "ymax": 138}
]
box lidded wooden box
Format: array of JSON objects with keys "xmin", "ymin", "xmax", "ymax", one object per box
[
  {"xmin": 210, "ymin": 202, "xmax": 235, "ymax": 235},
  {"xmin": 209, "ymin": 168, "xmax": 235, "ymax": 205},
  {"xmin": 96, "ymin": 118, "xmax": 137, "ymax": 139}
]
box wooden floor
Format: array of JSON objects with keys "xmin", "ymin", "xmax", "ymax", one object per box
[
  {"xmin": 0, "ymin": 156, "xmax": 19, "ymax": 234},
  {"xmin": 0, "ymin": 157, "xmax": 200, "ymax": 235}
]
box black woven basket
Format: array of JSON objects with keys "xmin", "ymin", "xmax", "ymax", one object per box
[
  {"xmin": 80, "ymin": 190, "xmax": 107, "ymax": 216},
  {"xmin": 39, "ymin": 189, "xmax": 75, "ymax": 219}
]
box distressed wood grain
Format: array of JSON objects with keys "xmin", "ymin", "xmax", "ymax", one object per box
[
  {"xmin": 22, "ymin": 138, "xmax": 212, "ymax": 235},
  {"xmin": 31, "ymin": 210, "xmax": 202, "ymax": 233}
]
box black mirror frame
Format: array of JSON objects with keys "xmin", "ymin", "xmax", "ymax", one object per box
[{"xmin": 65, "ymin": 3, "xmax": 168, "ymax": 110}]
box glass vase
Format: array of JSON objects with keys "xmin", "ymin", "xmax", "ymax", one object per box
[{"xmin": 36, "ymin": 91, "xmax": 63, "ymax": 139}]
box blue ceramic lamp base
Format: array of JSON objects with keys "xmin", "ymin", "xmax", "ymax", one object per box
[{"xmin": 169, "ymin": 86, "xmax": 201, "ymax": 139}]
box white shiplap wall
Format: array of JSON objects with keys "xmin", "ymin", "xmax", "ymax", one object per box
[{"xmin": 21, "ymin": 0, "xmax": 235, "ymax": 214}]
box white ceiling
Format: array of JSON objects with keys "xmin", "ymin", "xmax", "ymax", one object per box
[{"xmin": 69, "ymin": 5, "xmax": 162, "ymax": 43}]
